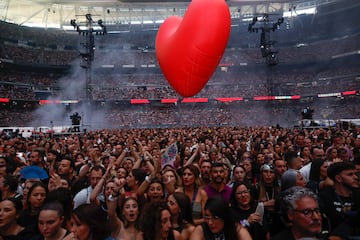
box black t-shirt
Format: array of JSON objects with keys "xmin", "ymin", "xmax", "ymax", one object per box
[
  {"xmin": 319, "ymin": 187, "xmax": 360, "ymax": 231},
  {"xmin": 271, "ymin": 228, "xmax": 328, "ymax": 240},
  {"xmin": 2, "ymin": 226, "xmax": 35, "ymax": 240},
  {"xmin": 231, "ymin": 205, "xmax": 269, "ymax": 240},
  {"xmin": 18, "ymin": 210, "xmax": 40, "ymax": 235}
]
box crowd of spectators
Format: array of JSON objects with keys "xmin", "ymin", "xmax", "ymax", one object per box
[
  {"xmin": 1, "ymin": 33, "xmax": 359, "ymax": 67},
  {"xmin": 0, "ymin": 109, "xmax": 34, "ymax": 127},
  {"xmin": 0, "ymin": 6, "xmax": 359, "ymax": 238},
  {"xmin": 0, "ymin": 84, "xmax": 35, "ymax": 100},
  {"xmin": 0, "ymin": 17, "xmax": 359, "ymax": 129},
  {"xmin": 0, "ymin": 21, "xmax": 78, "ymax": 48},
  {"xmin": 0, "ymin": 96, "xmax": 359, "ymax": 129},
  {"xmin": 103, "ymin": 107, "xmax": 233, "ymax": 129},
  {"xmin": 0, "ymin": 124, "xmax": 359, "ymax": 239},
  {"xmin": 0, "ymin": 18, "xmax": 359, "ymax": 104},
  {"xmin": 1, "ymin": 62, "xmax": 358, "ymax": 101},
  {"xmin": 0, "ymin": 43, "xmax": 78, "ymax": 65}
]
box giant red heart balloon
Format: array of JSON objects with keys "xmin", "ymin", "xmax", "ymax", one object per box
[{"xmin": 155, "ymin": 0, "xmax": 231, "ymax": 97}]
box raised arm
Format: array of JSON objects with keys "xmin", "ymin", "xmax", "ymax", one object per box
[
  {"xmin": 107, "ymin": 178, "xmax": 126, "ymax": 237},
  {"xmin": 115, "ymin": 150, "xmax": 127, "ymax": 168},
  {"xmin": 184, "ymin": 146, "xmax": 199, "ymax": 167},
  {"xmin": 90, "ymin": 165, "xmax": 111, "ymax": 205}
]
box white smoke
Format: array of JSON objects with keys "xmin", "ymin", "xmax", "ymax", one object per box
[{"xmin": 30, "ymin": 59, "xmax": 108, "ymax": 130}]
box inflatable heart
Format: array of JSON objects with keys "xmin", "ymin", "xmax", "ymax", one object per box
[{"xmin": 156, "ymin": 0, "xmax": 231, "ymax": 97}]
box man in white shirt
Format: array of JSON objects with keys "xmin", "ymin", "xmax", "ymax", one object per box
[
  {"xmin": 73, "ymin": 165, "xmax": 104, "ymax": 209},
  {"xmin": 300, "ymin": 146, "xmax": 325, "ymax": 182}
]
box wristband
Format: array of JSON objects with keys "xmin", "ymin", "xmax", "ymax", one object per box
[
  {"xmin": 145, "ymin": 175, "xmax": 151, "ymax": 183},
  {"xmin": 108, "ymin": 194, "xmax": 118, "ymax": 202},
  {"xmin": 240, "ymin": 219, "xmax": 250, "ymax": 227}
]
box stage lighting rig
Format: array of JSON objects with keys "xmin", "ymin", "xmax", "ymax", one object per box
[
  {"xmin": 248, "ymin": 14, "xmax": 284, "ymax": 66},
  {"xmin": 70, "ymin": 14, "xmax": 107, "ymax": 37},
  {"xmin": 70, "ymin": 14, "xmax": 107, "ymax": 100}
]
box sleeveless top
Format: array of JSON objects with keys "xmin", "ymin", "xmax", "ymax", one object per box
[
  {"xmin": 192, "ymin": 202, "xmax": 202, "ymax": 219},
  {"xmin": 187, "ymin": 187, "xmax": 202, "ymax": 219}
]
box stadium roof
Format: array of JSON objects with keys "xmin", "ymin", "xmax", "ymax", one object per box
[{"xmin": 0, "ymin": 0, "xmax": 333, "ymax": 29}]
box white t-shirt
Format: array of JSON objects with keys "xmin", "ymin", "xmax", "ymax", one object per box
[
  {"xmin": 73, "ymin": 186, "xmax": 92, "ymax": 209},
  {"xmin": 299, "ymin": 162, "xmax": 312, "ymax": 182}
]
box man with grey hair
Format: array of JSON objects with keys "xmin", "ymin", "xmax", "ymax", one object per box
[{"xmin": 271, "ymin": 186, "xmax": 324, "ymax": 240}]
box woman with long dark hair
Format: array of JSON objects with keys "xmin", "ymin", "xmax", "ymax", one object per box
[
  {"xmin": 68, "ymin": 203, "xmax": 114, "ymax": 240},
  {"xmin": 18, "ymin": 182, "xmax": 48, "ymax": 233},
  {"xmin": 306, "ymin": 159, "xmax": 332, "ymax": 194},
  {"xmin": 175, "ymin": 164, "xmax": 208, "ymax": 225},
  {"xmin": 140, "ymin": 201, "xmax": 182, "ymax": 240},
  {"xmin": 190, "ymin": 197, "xmax": 251, "ymax": 240},
  {"xmin": 124, "ymin": 168, "xmax": 146, "ymax": 199},
  {"xmin": 167, "ymin": 192, "xmax": 195, "ymax": 240},
  {"xmin": 0, "ymin": 198, "xmax": 35, "ymax": 239},
  {"xmin": 107, "ymin": 193, "xmax": 143, "ymax": 240},
  {"xmin": 230, "ymin": 181, "xmax": 269, "ymax": 240}
]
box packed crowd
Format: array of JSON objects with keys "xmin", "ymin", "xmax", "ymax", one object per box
[
  {"xmin": 1, "ymin": 18, "xmax": 359, "ymax": 104},
  {"xmin": 1, "ymin": 33, "xmax": 359, "ymax": 67},
  {"xmin": 0, "ymin": 125, "xmax": 359, "ymax": 240},
  {"xmin": 0, "ymin": 44, "xmax": 78, "ymax": 65},
  {"xmin": 0, "ymin": 21, "xmax": 78, "ymax": 48},
  {"xmin": 0, "ymin": 94, "xmax": 359, "ymax": 128},
  {"xmin": 1, "ymin": 62, "xmax": 359, "ymax": 102},
  {"xmin": 0, "ymin": 3, "xmax": 359, "ymax": 239},
  {"xmin": 0, "ymin": 94, "xmax": 358, "ymax": 129}
]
